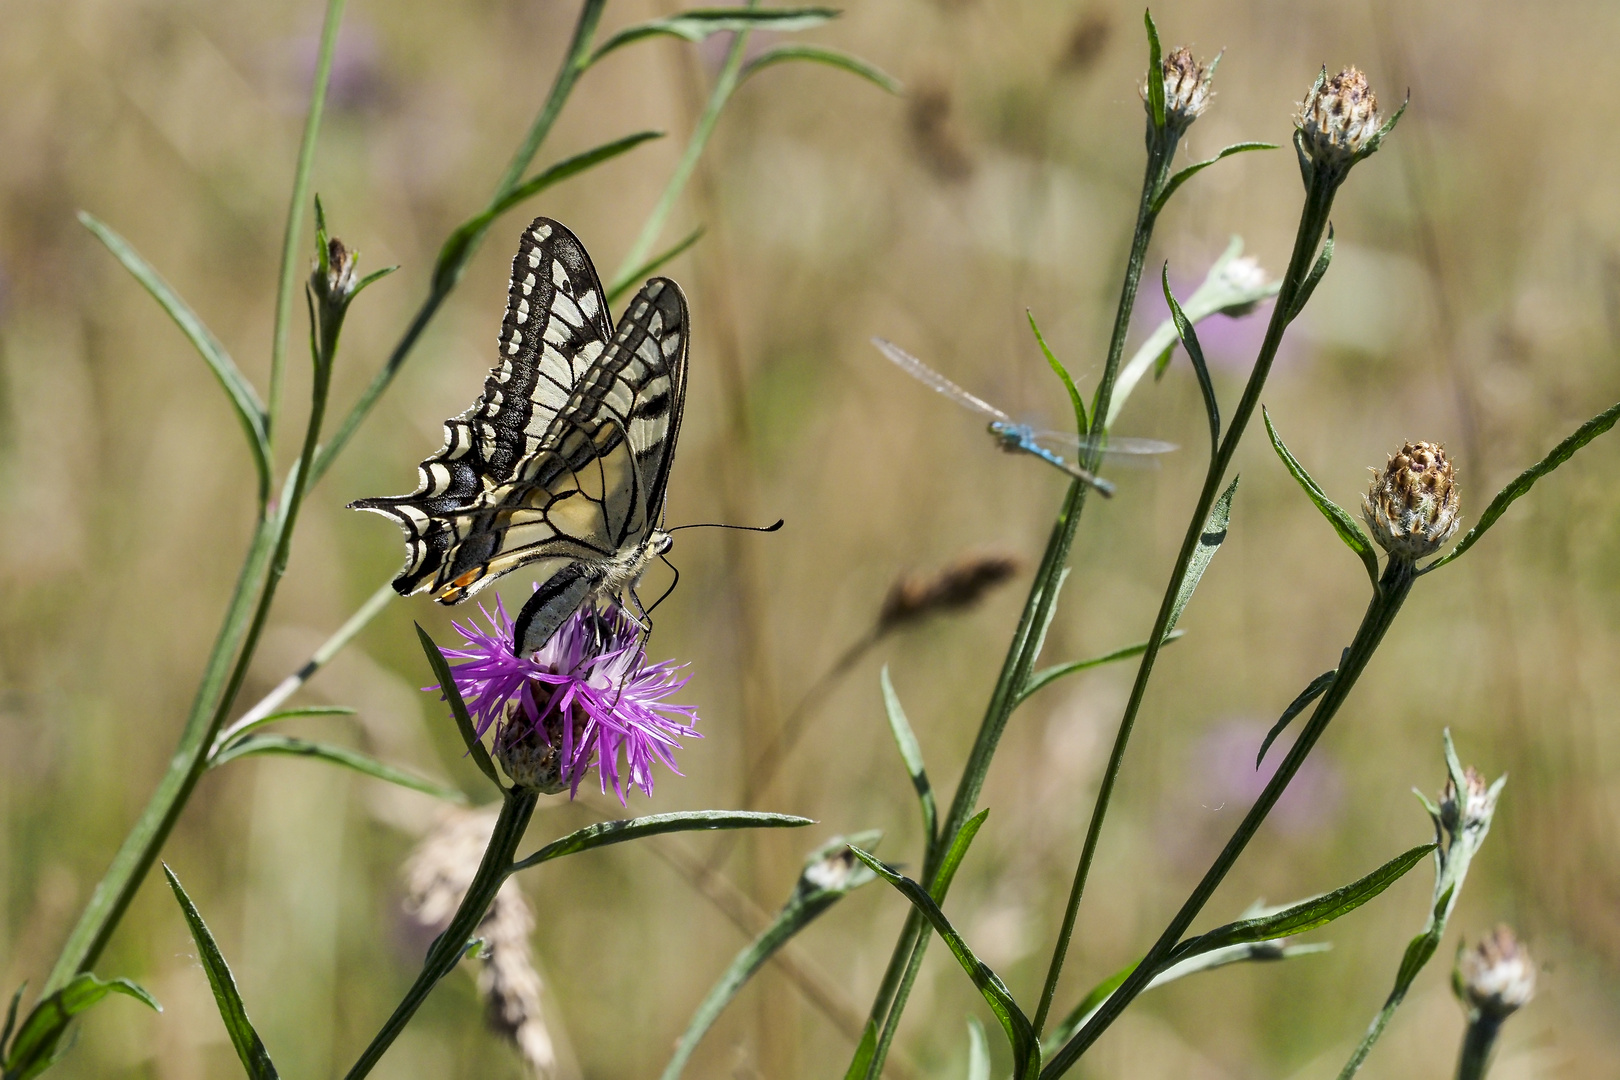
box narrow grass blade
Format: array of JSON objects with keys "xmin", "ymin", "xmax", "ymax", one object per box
[
  {"xmin": 1162, "ymin": 266, "xmax": 1220, "ymax": 453},
  {"xmin": 1286, "ymin": 225, "xmax": 1334, "ymax": 324},
  {"xmin": 208, "ymin": 734, "xmax": 466, "ymax": 803},
  {"xmin": 212, "ymin": 705, "xmax": 358, "ymax": 750},
  {"xmin": 1165, "ymin": 476, "xmax": 1237, "ymax": 634},
  {"xmin": 1150, "ymin": 143, "xmax": 1276, "ymax": 216},
  {"xmin": 843, "ymin": 1021, "xmax": 878, "ymax": 1080},
  {"xmin": 932, "ymin": 809, "xmax": 989, "ymax": 901},
  {"xmin": 1422, "ymin": 398, "xmax": 1620, "ymax": 573},
  {"xmin": 1256, "ymin": 669, "xmax": 1336, "ymax": 767},
  {"xmin": 511, "ymin": 811, "xmax": 813, "ymax": 873},
  {"xmin": 415, "ymin": 624, "xmax": 503, "ymax": 791},
  {"xmin": 78, "ymin": 213, "xmax": 270, "ymax": 503},
  {"xmin": 1142, "ymin": 10, "xmax": 1165, "ymax": 130},
  {"xmin": 966, "ymin": 1017, "xmax": 990, "ymax": 1080},
  {"xmin": 1, "ymin": 984, "xmax": 21, "ymax": 1059},
  {"xmin": 605, "ymin": 227, "xmax": 705, "ymax": 306},
  {"xmin": 850, "ymin": 847, "xmax": 1039, "ymax": 1078},
  {"xmin": 162, "ymin": 867, "xmax": 278, "ymax": 1079},
  {"xmin": 431, "ymin": 131, "xmax": 664, "ymax": 294},
  {"xmin": 660, "ymin": 833, "xmax": 878, "ymax": 1080},
  {"xmin": 591, "ymin": 8, "xmax": 838, "ymax": 63},
  {"xmin": 1027, "ymin": 311, "xmax": 1087, "ymax": 436},
  {"xmin": 738, "ymin": 44, "xmax": 900, "ymax": 93},
  {"xmin": 1018, "ymin": 631, "xmax": 1183, "ymax": 706},
  {"xmin": 880, "ymin": 667, "xmax": 936, "ymax": 845},
  {"xmin": 2, "ymin": 976, "xmax": 158, "ymax": 1080},
  {"xmin": 1264, "ymin": 409, "xmax": 1380, "ymax": 585}
]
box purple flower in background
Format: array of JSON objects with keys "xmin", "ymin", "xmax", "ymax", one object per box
[{"xmin": 433, "ymin": 598, "xmax": 699, "ymax": 803}]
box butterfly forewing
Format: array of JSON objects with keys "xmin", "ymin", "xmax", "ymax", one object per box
[{"xmin": 351, "ymin": 215, "xmax": 690, "ymax": 662}]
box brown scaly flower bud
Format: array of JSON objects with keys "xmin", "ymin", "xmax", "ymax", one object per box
[
  {"xmin": 493, "ymin": 697, "xmax": 581, "ymax": 795},
  {"xmin": 1455, "ymin": 926, "xmax": 1536, "ymax": 1019},
  {"xmin": 877, "ymin": 549, "xmax": 1023, "ymax": 633},
  {"xmin": 1362, "ymin": 440, "xmax": 1460, "ymax": 563},
  {"xmin": 1439, "ymin": 764, "xmax": 1493, "ymax": 835},
  {"xmin": 1144, "ymin": 47, "xmax": 1215, "ymax": 134},
  {"xmin": 1295, "ymin": 67, "xmax": 1398, "ymax": 187}
]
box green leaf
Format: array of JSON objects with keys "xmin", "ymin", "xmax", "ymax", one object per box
[
  {"xmin": 605, "ymin": 226, "xmax": 705, "ymax": 306},
  {"xmin": 1422, "ymin": 398, "xmax": 1620, "ymax": 574},
  {"xmin": 1392, "ymin": 886, "xmax": 1452, "ymax": 991},
  {"xmin": 2, "ymin": 975, "xmax": 159, "ymax": 1080},
  {"xmin": 163, "ymin": 866, "xmax": 278, "ymax": 1080},
  {"xmin": 1168, "ymin": 844, "xmax": 1434, "ymax": 965},
  {"xmin": 1256, "ymin": 669, "xmax": 1336, "ymax": 767},
  {"xmin": 1017, "ymin": 630, "xmax": 1185, "ymax": 705},
  {"xmin": 510, "ymin": 811, "xmax": 814, "ymax": 873},
  {"xmin": 966, "ymin": 1016, "xmax": 990, "ymax": 1080},
  {"xmin": 431, "ymin": 131, "xmax": 665, "ymax": 295},
  {"xmin": 1264, "ymin": 408, "xmax": 1381, "ymax": 585},
  {"xmin": 1150, "ymin": 142, "xmax": 1276, "ymax": 216},
  {"xmin": 932, "ymin": 809, "xmax": 989, "ymax": 901},
  {"xmin": 415, "ymin": 624, "xmax": 504, "ymax": 791},
  {"xmin": 1161, "ymin": 265, "xmax": 1220, "ymax": 453},
  {"xmin": 1285, "ymin": 224, "xmax": 1334, "ymax": 324},
  {"xmin": 78, "ymin": 213, "xmax": 271, "ymax": 504},
  {"xmin": 843, "ymin": 1021, "xmax": 879, "ymax": 1080},
  {"xmin": 849, "ymin": 847, "xmax": 1040, "ymax": 1078},
  {"xmin": 351, "ymin": 264, "xmax": 399, "ymax": 298},
  {"xmin": 209, "ymin": 734, "xmax": 466, "ymax": 803},
  {"xmin": 660, "ymin": 832, "xmax": 879, "ymax": 1080},
  {"xmin": 1027, "ymin": 311, "xmax": 1087, "ymax": 436},
  {"xmin": 738, "ymin": 44, "xmax": 901, "ymax": 94},
  {"xmin": 591, "ymin": 8, "xmax": 839, "ymax": 64},
  {"xmin": 1142, "ymin": 10, "xmax": 1165, "ymax": 130},
  {"xmin": 1357, "ymin": 93, "xmax": 1408, "ymax": 160},
  {"xmin": 1025, "ymin": 567, "xmax": 1070, "ymax": 674},
  {"xmin": 880, "ymin": 667, "xmax": 936, "ymax": 845},
  {"xmin": 1165, "ymin": 476, "xmax": 1238, "ymax": 634}
]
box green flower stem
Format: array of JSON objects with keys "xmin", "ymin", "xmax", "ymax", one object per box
[
  {"xmin": 343, "ymin": 790, "xmax": 539, "ymax": 1080},
  {"xmin": 267, "ymin": 0, "xmax": 346, "ymax": 452},
  {"xmin": 1040, "ymin": 557, "xmax": 1416, "ymax": 1077},
  {"xmin": 1454, "ymin": 1015, "xmax": 1502, "ymax": 1080},
  {"xmin": 39, "ymin": 3, "xmax": 354, "ymax": 994},
  {"xmin": 856, "ymin": 116, "xmax": 1183, "ymax": 1080},
  {"xmin": 310, "ymin": 0, "xmax": 607, "ymax": 486},
  {"xmin": 1030, "ymin": 167, "xmax": 1339, "ymax": 1037},
  {"xmin": 609, "ymin": 0, "xmax": 756, "ymax": 294}
]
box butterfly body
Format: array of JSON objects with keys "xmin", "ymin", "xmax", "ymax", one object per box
[{"xmin": 353, "ymin": 218, "xmax": 688, "ymax": 657}]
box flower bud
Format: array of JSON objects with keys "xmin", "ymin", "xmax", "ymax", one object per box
[
  {"xmin": 1362, "ymin": 440, "xmax": 1460, "ymax": 562},
  {"xmin": 1211, "ymin": 255, "xmax": 1270, "ymax": 317},
  {"xmin": 1439, "ymin": 765, "xmax": 1492, "ymax": 835},
  {"xmin": 1295, "ymin": 67, "xmax": 1385, "ymax": 185},
  {"xmin": 493, "ymin": 696, "xmax": 577, "ymax": 795},
  {"xmin": 878, "ymin": 549, "xmax": 1022, "ymax": 632},
  {"xmin": 1455, "ymin": 926, "xmax": 1535, "ymax": 1019},
  {"xmin": 314, "ymin": 235, "xmax": 358, "ymax": 303},
  {"xmin": 1146, "ymin": 47, "xmax": 1214, "ymax": 134}
]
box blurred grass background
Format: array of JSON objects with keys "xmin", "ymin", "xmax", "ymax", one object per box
[{"xmin": 3, "ymin": 0, "xmax": 1620, "ymax": 1076}]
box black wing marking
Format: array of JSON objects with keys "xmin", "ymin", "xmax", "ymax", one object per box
[
  {"xmin": 354, "ymin": 275, "xmax": 689, "ymax": 610},
  {"xmin": 351, "ymin": 217, "xmax": 612, "ymax": 596}
]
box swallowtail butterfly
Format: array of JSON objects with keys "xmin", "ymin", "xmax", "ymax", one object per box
[{"xmin": 352, "ymin": 217, "xmax": 688, "ymax": 656}]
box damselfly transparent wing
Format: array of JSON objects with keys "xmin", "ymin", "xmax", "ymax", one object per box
[
  {"xmin": 873, "ymin": 337, "xmax": 1115, "ymax": 495},
  {"xmin": 1019, "ymin": 429, "xmax": 1178, "ymax": 468}
]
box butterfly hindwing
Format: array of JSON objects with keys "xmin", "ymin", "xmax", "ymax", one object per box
[{"xmin": 352, "ymin": 217, "xmax": 613, "ymax": 598}]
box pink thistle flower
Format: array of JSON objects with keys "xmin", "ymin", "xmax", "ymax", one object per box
[{"xmin": 432, "ymin": 598, "xmax": 699, "ymax": 803}]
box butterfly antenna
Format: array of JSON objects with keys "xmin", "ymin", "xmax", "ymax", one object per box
[{"xmin": 668, "ymin": 518, "xmax": 785, "ymax": 534}]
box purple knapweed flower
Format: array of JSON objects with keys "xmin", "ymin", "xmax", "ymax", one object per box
[{"xmin": 432, "ymin": 597, "xmax": 699, "ymax": 803}]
